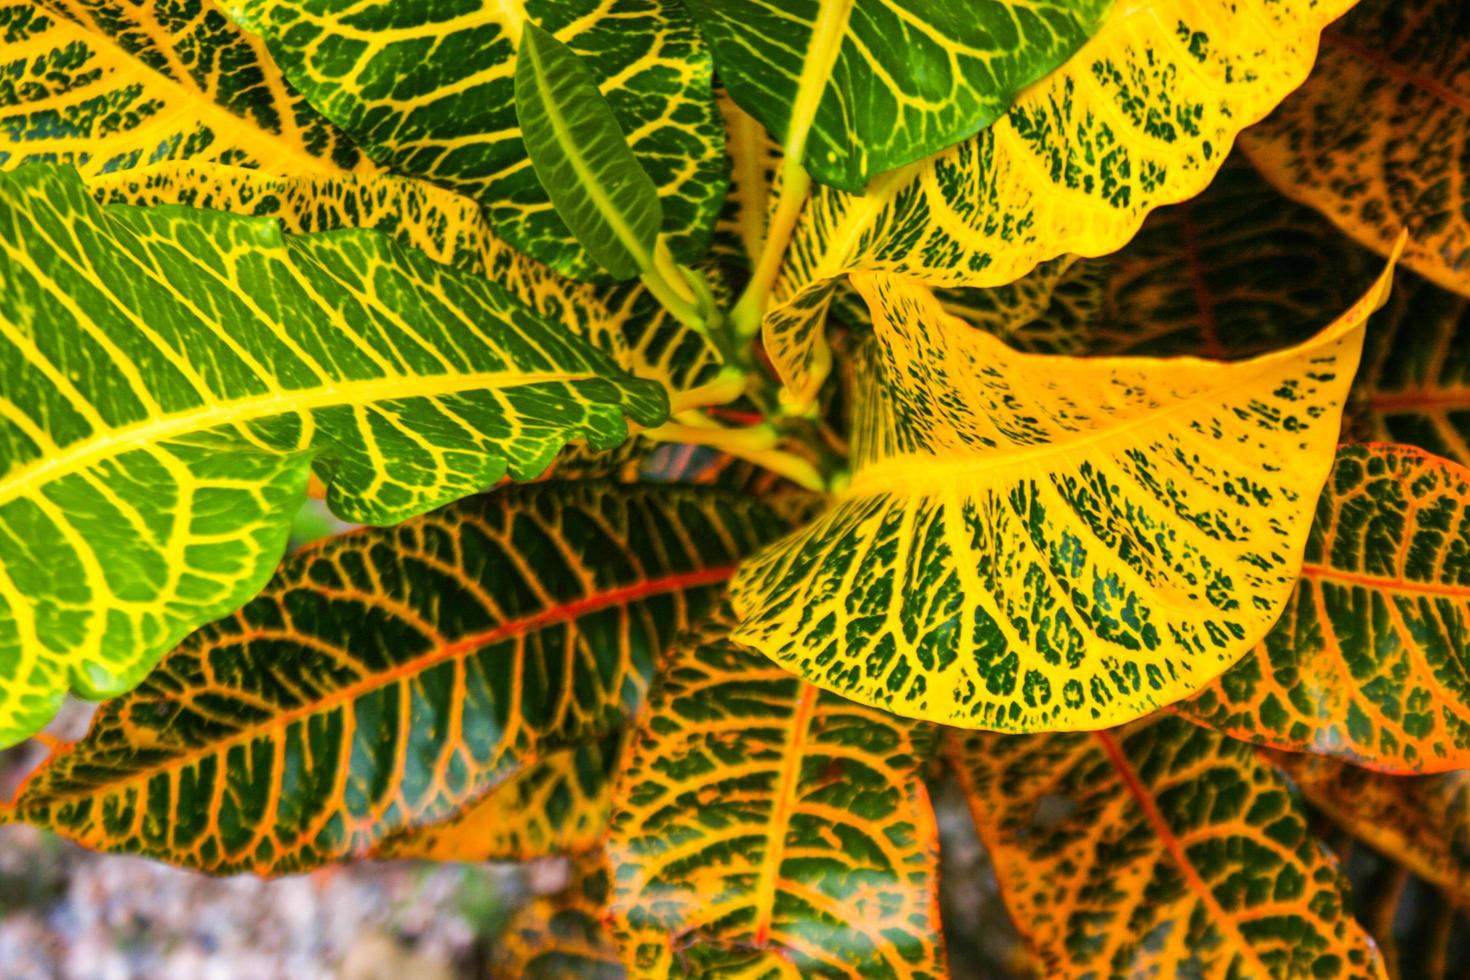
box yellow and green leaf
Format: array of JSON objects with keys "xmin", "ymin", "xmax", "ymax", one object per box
[
  {"xmin": 761, "ymin": 0, "xmax": 1360, "ymax": 407},
  {"xmin": 1180, "ymin": 445, "xmax": 1470, "ymax": 773},
  {"xmin": 607, "ymin": 616, "xmax": 944, "ymax": 978},
  {"xmin": 2, "ymin": 483, "xmax": 788, "ymax": 873},
  {"xmin": 376, "ymin": 735, "xmax": 621, "ymax": 862},
  {"xmin": 0, "ymin": 0, "xmax": 366, "ymax": 177},
  {"xmin": 949, "ymin": 717, "xmax": 1385, "ymax": 978},
  {"xmin": 236, "ymin": 0, "xmax": 726, "ymax": 280},
  {"xmin": 686, "ymin": 0, "xmax": 1109, "ymax": 193},
  {"xmin": 492, "ymin": 856, "xmax": 625, "ymax": 980},
  {"xmin": 1271, "ymin": 751, "xmax": 1470, "ymax": 912},
  {"xmin": 1241, "ymin": 0, "xmax": 1470, "ymax": 297},
  {"xmin": 731, "ymin": 258, "xmax": 1394, "ymax": 732},
  {"xmin": 0, "ymin": 164, "xmax": 671, "ymax": 746}
]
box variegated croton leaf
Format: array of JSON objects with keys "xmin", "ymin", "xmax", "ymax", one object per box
[
  {"xmin": 235, "ymin": 0, "xmax": 727, "ymax": 280},
  {"xmin": 730, "ymin": 258, "xmax": 1395, "ymax": 732},
  {"xmin": 492, "ymin": 855, "xmax": 625, "ymax": 980},
  {"xmin": 607, "ymin": 614, "xmax": 945, "ymax": 978},
  {"xmin": 759, "ymin": 0, "xmax": 1361, "ymax": 408},
  {"xmin": 685, "ymin": 0, "xmax": 1109, "ymax": 193},
  {"xmin": 1180, "ymin": 445, "xmax": 1470, "ymax": 773},
  {"xmin": 1242, "ymin": 0, "xmax": 1470, "ymax": 297},
  {"xmin": 0, "ymin": 164, "xmax": 672, "ymax": 746},
  {"xmin": 1, "ymin": 483, "xmax": 790, "ymax": 872},
  {"xmin": 949, "ymin": 717, "xmax": 1385, "ymax": 978}
]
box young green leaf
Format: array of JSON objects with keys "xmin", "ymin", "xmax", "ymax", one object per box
[
  {"xmin": 515, "ymin": 22, "xmax": 663, "ymax": 282},
  {"xmin": 2, "ymin": 483, "xmax": 790, "ymax": 873},
  {"xmin": 0, "ymin": 165, "xmax": 668, "ymax": 747},
  {"xmin": 237, "ymin": 0, "xmax": 726, "ymax": 280},
  {"xmin": 731, "ymin": 257, "xmax": 1395, "ymax": 732},
  {"xmin": 687, "ymin": 0, "xmax": 1110, "ymax": 193},
  {"xmin": 607, "ymin": 614, "xmax": 944, "ymax": 977},
  {"xmin": 1242, "ymin": 0, "xmax": 1470, "ymax": 297},
  {"xmin": 1180, "ymin": 445, "xmax": 1470, "ymax": 773},
  {"xmin": 948, "ymin": 718, "xmax": 1385, "ymax": 978}
]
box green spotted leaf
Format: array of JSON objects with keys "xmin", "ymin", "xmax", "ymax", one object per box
[
  {"xmin": 2, "ymin": 483, "xmax": 789, "ymax": 873},
  {"xmin": 731, "ymin": 260, "xmax": 1394, "ymax": 732},
  {"xmin": 759, "ymin": 0, "xmax": 1360, "ymax": 408},
  {"xmin": 1180, "ymin": 445, "xmax": 1470, "ymax": 773},
  {"xmin": 607, "ymin": 614, "xmax": 945, "ymax": 978},
  {"xmin": 514, "ymin": 22, "xmax": 662, "ymax": 281},
  {"xmin": 236, "ymin": 0, "xmax": 727, "ymax": 280},
  {"xmin": 0, "ymin": 164, "xmax": 668, "ymax": 747},
  {"xmin": 949, "ymin": 717, "xmax": 1385, "ymax": 978},
  {"xmin": 0, "ymin": 0, "xmax": 365, "ymax": 177},
  {"xmin": 686, "ymin": 0, "xmax": 1109, "ymax": 193}
]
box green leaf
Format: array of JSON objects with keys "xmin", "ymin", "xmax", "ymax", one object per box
[
  {"xmin": 0, "ymin": 0, "xmax": 364, "ymax": 177},
  {"xmin": 1179, "ymin": 445, "xmax": 1470, "ymax": 773},
  {"xmin": 607, "ymin": 614, "xmax": 945, "ymax": 978},
  {"xmin": 949, "ymin": 717, "xmax": 1385, "ymax": 978},
  {"xmin": 493, "ymin": 856, "xmax": 625, "ymax": 980},
  {"xmin": 686, "ymin": 0, "xmax": 1109, "ymax": 193},
  {"xmin": 2, "ymin": 483, "xmax": 790, "ymax": 873},
  {"xmin": 0, "ymin": 164, "xmax": 667, "ymax": 747},
  {"xmin": 514, "ymin": 22, "xmax": 661, "ymax": 281},
  {"xmin": 730, "ymin": 261, "xmax": 1393, "ymax": 732},
  {"xmin": 236, "ymin": 0, "xmax": 727, "ymax": 280}
]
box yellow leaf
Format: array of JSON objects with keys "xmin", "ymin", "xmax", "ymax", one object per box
[
  {"xmin": 731, "ymin": 247, "xmax": 1400, "ymax": 732},
  {"xmin": 760, "ymin": 0, "xmax": 1360, "ymax": 408}
]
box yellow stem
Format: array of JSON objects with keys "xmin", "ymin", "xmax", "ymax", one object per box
[
  {"xmin": 667, "ymin": 369, "xmax": 748, "ymax": 414},
  {"xmin": 642, "ymin": 418, "xmax": 827, "ymax": 494},
  {"xmin": 731, "ymin": 157, "xmax": 812, "ymax": 339}
]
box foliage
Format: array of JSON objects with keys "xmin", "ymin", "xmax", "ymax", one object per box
[{"xmin": 0, "ymin": 0, "xmax": 1467, "ymax": 975}]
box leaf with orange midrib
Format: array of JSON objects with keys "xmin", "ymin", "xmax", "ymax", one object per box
[
  {"xmin": 1179, "ymin": 444, "xmax": 1470, "ymax": 773},
  {"xmin": 950, "ymin": 716, "xmax": 1385, "ymax": 978},
  {"xmin": 4, "ymin": 483, "xmax": 789, "ymax": 875}
]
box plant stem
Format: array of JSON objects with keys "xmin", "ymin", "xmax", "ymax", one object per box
[
  {"xmin": 642, "ymin": 414, "xmax": 827, "ymax": 494},
  {"xmin": 731, "ymin": 156, "xmax": 812, "ymax": 339},
  {"xmin": 668, "ymin": 368, "xmax": 748, "ymax": 414}
]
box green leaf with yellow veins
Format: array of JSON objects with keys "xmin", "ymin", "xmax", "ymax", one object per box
[
  {"xmin": 235, "ymin": 0, "xmax": 726, "ymax": 280},
  {"xmin": 948, "ymin": 718, "xmax": 1386, "ymax": 978},
  {"xmin": 90, "ymin": 162, "xmax": 727, "ymax": 398},
  {"xmin": 1, "ymin": 484, "xmax": 789, "ymax": 872},
  {"xmin": 730, "ymin": 255, "xmax": 1396, "ymax": 733},
  {"xmin": 1179, "ymin": 445, "xmax": 1470, "ymax": 773},
  {"xmin": 514, "ymin": 23, "xmax": 662, "ymax": 282},
  {"xmin": 686, "ymin": 0, "xmax": 1110, "ymax": 193},
  {"xmin": 607, "ymin": 615, "xmax": 945, "ymax": 979},
  {"xmin": 0, "ymin": 164, "xmax": 669, "ymax": 748},
  {"xmin": 1242, "ymin": 0, "xmax": 1470, "ymax": 297},
  {"xmin": 492, "ymin": 857, "xmax": 625, "ymax": 980},
  {"xmin": 0, "ymin": 0, "xmax": 366, "ymax": 177},
  {"xmin": 759, "ymin": 0, "xmax": 1361, "ymax": 408}
]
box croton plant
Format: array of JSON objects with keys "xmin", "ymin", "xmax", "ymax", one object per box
[{"xmin": 0, "ymin": 0, "xmax": 1467, "ymax": 976}]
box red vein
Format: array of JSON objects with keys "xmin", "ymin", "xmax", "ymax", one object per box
[
  {"xmin": 1299, "ymin": 563, "xmax": 1470, "ymax": 598},
  {"xmin": 1177, "ymin": 204, "xmax": 1224, "ymax": 359},
  {"xmin": 19, "ymin": 566, "xmax": 738, "ymax": 805},
  {"xmin": 1094, "ymin": 730, "xmax": 1271, "ymax": 977},
  {"xmin": 1366, "ymin": 387, "xmax": 1470, "ymax": 411},
  {"xmin": 1322, "ymin": 30, "xmax": 1470, "ymax": 116},
  {"xmin": 752, "ymin": 682, "xmax": 819, "ymax": 948}
]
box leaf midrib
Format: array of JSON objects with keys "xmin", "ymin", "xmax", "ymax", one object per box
[
  {"xmin": 17, "ymin": 565, "xmax": 737, "ymax": 807},
  {"xmin": 0, "ymin": 369, "xmax": 601, "ymax": 507}
]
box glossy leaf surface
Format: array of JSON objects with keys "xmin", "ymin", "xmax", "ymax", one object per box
[
  {"xmin": 0, "ymin": 0, "xmax": 365, "ymax": 176},
  {"xmin": 950, "ymin": 717, "xmax": 1384, "ymax": 978},
  {"xmin": 761, "ymin": 0, "xmax": 1358, "ymax": 406},
  {"xmin": 686, "ymin": 0, "xmax": 1108, "ymax": 192},
  {"xmin": 607, "ymin": 618, "xmax": 944, "ymax": 978},
  {"xmin": 514, "ymin": 23, "xmax": 661, "ymax": 281},
  {"xmin": 1181, "ymin": 445, "xmax": 1470, "ymax": 773},
  {"xmin": 0, "ymin": 164, "xmax": 669, "ymax": 746},
  {"xmin": 731, "ymin": 261, "xmax": 1392, "ymax": 732},
  {"xmin": 238, "ymin": 0, "xmax": 725, "ymax": 279},
  {"xmin": 1242, "ymin": 0, "xmax": 1470, "ymax": 296},
  {"xmin": 4, "ymin": 484, "xmax": 786, "ymax": 872}
]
